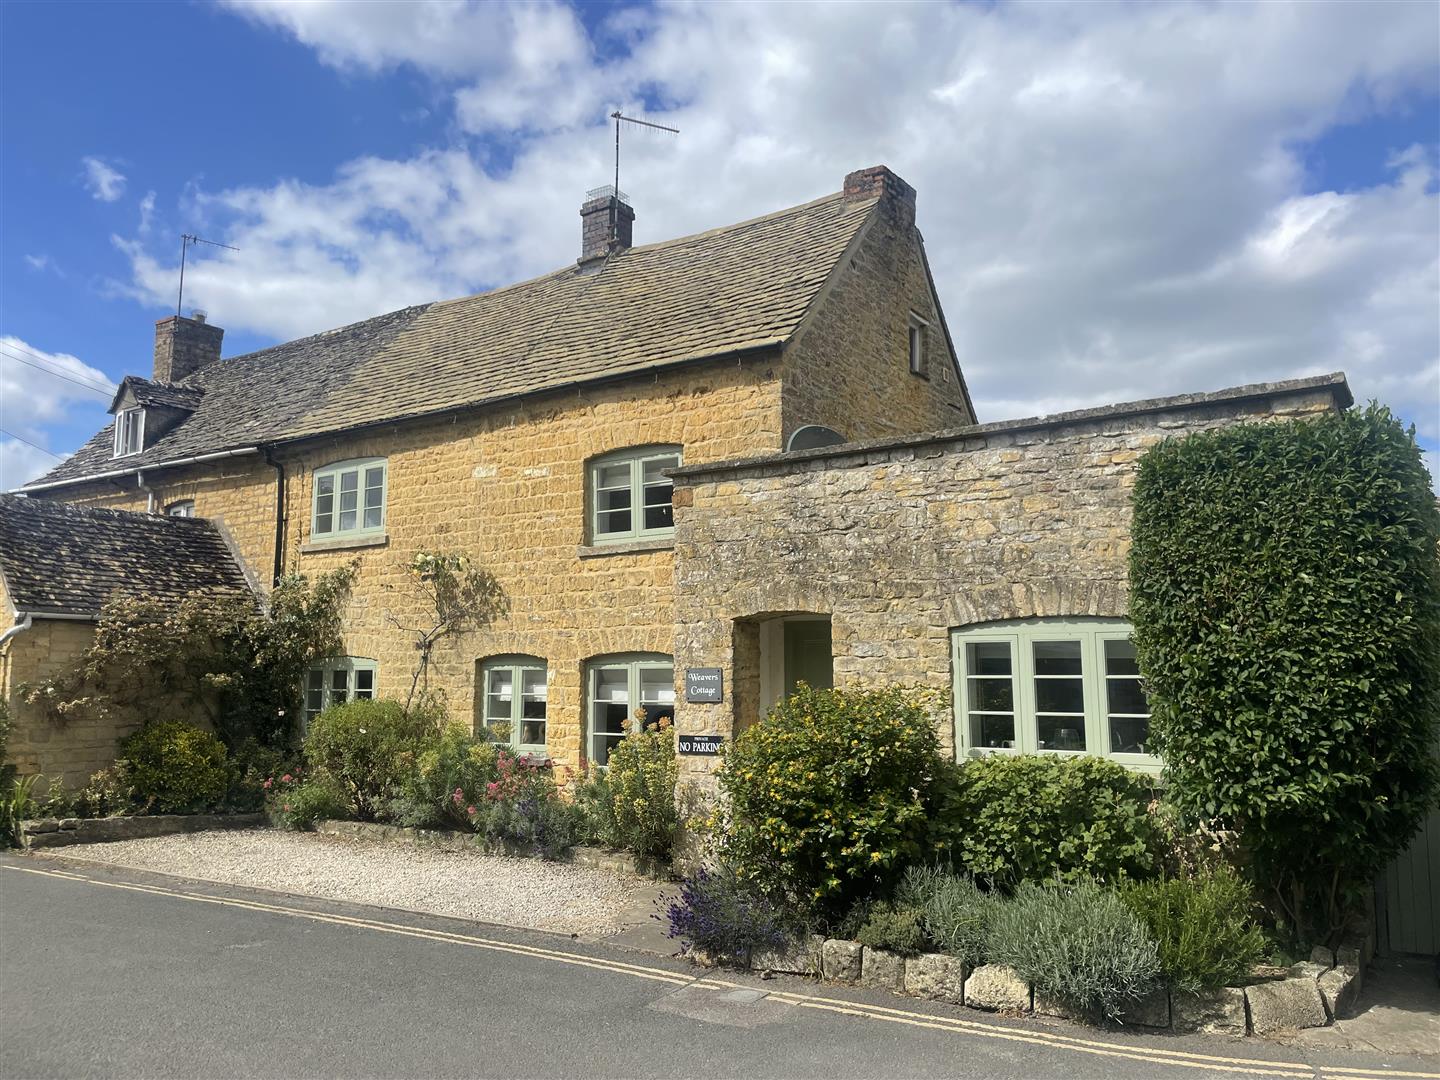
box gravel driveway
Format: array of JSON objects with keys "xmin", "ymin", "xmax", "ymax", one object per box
[{"xmin": 56, "ymin": 830, "xmax": 657, "ymax": 936}]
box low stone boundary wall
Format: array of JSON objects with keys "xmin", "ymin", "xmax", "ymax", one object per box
[
  {"xmin": 728, "ymin": 936, "xmax": 1369, "ymax": 1039},
  {"xmin": 311, "ymin": 819, "xmax": 670, "ymax": 879},
  {"xmin": 22, "ymin": 813, "xmax": 267, "ymax": 849}
]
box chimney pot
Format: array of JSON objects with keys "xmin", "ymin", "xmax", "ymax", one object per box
[
  {"xmin": 578, "ymin": 188, "xmax": 635, "ymax": 268},
  {"xmin": 154, "ymin": 313, "xmax": 224, "ymax": 384}
]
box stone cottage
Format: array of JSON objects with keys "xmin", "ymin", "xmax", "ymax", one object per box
[
  {"xmin": 0, "ymin": 495, "xmax": 255, "ymax": 783},
  {"xmin": 8, "ymin": 165, "xmax": 974, "ymax": 778}
]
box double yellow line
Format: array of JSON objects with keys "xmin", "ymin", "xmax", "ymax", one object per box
[{"xmin": 4, "ymin": 862, "xmax": 1434, "ymax": 1080}]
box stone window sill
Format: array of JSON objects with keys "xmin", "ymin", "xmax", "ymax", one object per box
[
  {"xmin": 577, "ymin": 537, "xmax": 675, "ymax": 559},
  {"xmin": 300, "ymin": 533, "xmax": 390, "ymax": 555}
]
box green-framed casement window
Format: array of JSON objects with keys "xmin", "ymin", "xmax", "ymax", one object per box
[
  {"xmin": 588, "ymin": 446, "xmax": 681, "ymax": 544},
  {"xmin": 478, "ymin": 655, "xmax": 548, "ymax": 756},
  {"xmin": 303, "ymin": 656, "xmax": 378, "ymax": 730},
  {"xmin": 585, "ymin": 653, "xmax": 675, "ymax": 766},
  {"xmin": 312, "ymin": 458, "xmax": 387, "ymax": 541},
  {"xmin": 952, "ymin": 618, "xmax": 1157, "ymax": 771}
]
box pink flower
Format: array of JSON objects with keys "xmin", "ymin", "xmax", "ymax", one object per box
[
  {"xmin": 262, "ymin": 779, "xmax": 272, "ymax": 790},
  {"xmin": 281, "ymin": 774, "xmax": 293, "ymax": 783},
  {"xmin": 452, "ymin": 788, "xmax": 464, "ymax": 805},
  {"xmin": 485, "ymin": 781, "xmax": 499, "ymax": 798},
  {"xmin": 466, "ymin": 806, "xmax": 476, "ymax": 816},
  {"xmin": 282, "ymin": 803, "xmax": 292, "ymax": 812}
]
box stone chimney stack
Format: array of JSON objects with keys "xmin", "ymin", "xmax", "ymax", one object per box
[
  {"xmin": 843, "ymin": 165, "xmax": 916, "ymax": 229},
  {"xmin": 578, "ymin": 187, "xmax": 635, "ymax": 270},
  {"xmin": 153, "ymin": 312, "xmax": 223, "ymax": 384}
]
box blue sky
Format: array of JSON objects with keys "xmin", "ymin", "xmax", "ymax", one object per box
[{"xmin": 2, "ymin": 0, "xmax": 1437, "ymax": 489}]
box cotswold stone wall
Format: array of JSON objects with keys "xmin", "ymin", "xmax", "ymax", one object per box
[{"xmin": 669, "ymin": 375, "xmax": 1351, "ymax": 785}]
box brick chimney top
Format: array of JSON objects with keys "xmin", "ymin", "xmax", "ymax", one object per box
[
  {"xmin": 843, "ymin": 165, "xmax": 916, "ymax": 228},
  {"xmin": 578, "ymin": 186, "xmax": 635, "ymax": 270},
  {"xmin": 154, "ymin": 313, "xmax": 223, "ymax": 384}
]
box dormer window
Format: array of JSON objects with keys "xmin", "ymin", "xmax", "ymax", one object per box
[{"xmin": 114, "ymin": 408, "xmax": 144, "ymax": 457}]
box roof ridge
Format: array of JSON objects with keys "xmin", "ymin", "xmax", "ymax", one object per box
[{"xmin": 0, "ymin": 492, "xmax": 217, "ymax": 530}]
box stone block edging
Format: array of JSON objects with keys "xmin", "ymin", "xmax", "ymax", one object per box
[
  {"xmin": 737, "ymin": 936, "xmax": 1369, "ymax": 1040},
  {"xmin": 310, "ymin": 819, "xmax": 671, "ymax": 880},
  {"xmin": 21, "ymin": 813, "xmax": 267, "ymax": 848}
]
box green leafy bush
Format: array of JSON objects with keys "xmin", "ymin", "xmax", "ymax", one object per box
[
  {"xmin": 470, "ymin": 752, "xmax": 580, "ymax": 859},
  {"xmin": 1130, "ymin": 404, "xmax": 1440, "ymax": 939},
  {"xmin": 121, "ymin": 720, "xmax": 229, "ymax": 814},
  {"xmin": 990, "ymin": 879, "xmax": 1161, "ymax": 1020},
  {"xmin": 855, "ymin": 903, "xmax": 927, "ymax": 955},
  {"xmin": 391, "ymin": 724, "xmax": 500, "ymax": 829},
  {"xmin": 269, "ymin": 774, "xmax": 347, "ymax": 830},
  {"xmin": 934, "ymin": 755, "xmax": 1156, "ymax": 888},
  {"xmin": 717, "ymin": 685, "xmax": 946, "ymax": 916},
  {"xmin": 71, "ymin": 765, "xmax": 135, "ymax": 818},
  {"xmin": 224, "ymin": 740, "xmax": 294, "ymax": 813},
  {"xmin": 572, "ymin": 768, "xmax": 621, "ymax": 848},
  {"xmin": 302, "ymin": 700, "xmax": 440, "ymax": 820},
  {"xmin": 1120, "ymin": 865, "xmax": 1266, "ymax": 994},
  {"xmin": 583, "ymin": 720, "xmax": 678, "ymax": 860},
  {"xmin": 897, "ymin": 865, "xmax": 997, "ymax": 967}
]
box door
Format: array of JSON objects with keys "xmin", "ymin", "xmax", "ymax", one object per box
[
  {"xmin": 783, "ymin": 619, "xmax": 833, "ymax": 698},
  {"xmin": 1379, "ymin": 807, "xmax": 1440, "ymax": 956}
]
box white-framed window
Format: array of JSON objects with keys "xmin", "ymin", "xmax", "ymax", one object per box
[
  {"xmin": 311, "ymin": 458, "xmax": 387, "ymax": 541},
  {"xmin": 952, "ymin": 618, "xmax": 1157, "ymax": 770},
  {"xmin": 588, "ymin": 446, "xmax": 681, "ymax": 544},
  {"xmin": 303, "ymin": 656, "xmax": 377, "ymax": 730},
  {"xmin": 477, "ymin": 655, "xmax": 548, "ymax": 756},
  {"xmin": 584, "ymin": 653, "xmax": 674, "ymax": 766},
  {"xmin": 907, "ymin": 314, "xmax": 929, "ymax": 377},
  {"xmin": 114, "ymin": 408, "xmax": 145, "ymax": 457},
  {"xmin": 165, "ymin": 500, "xmax": 195, "ymax": 518}
]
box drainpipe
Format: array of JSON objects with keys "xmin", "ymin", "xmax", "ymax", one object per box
[
  {"xmin": 0, "ymin": 613, "xmax": 33, "ymax": 649},
  {"xmin": 137, "ymin": 469, "xmax": 157, "ymax": 514},
  {"xmin": 265, "ymin": 449, "xmax": 286, "ymax": 586}
]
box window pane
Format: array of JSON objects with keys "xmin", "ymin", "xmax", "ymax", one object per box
[
  {"xmin": 354, "ymin": 668, "xmax": 375, "ymax": 699},
  {"xmin": 340, "ymin": 488, "xmax": 358, "ymax": 513},
  {"xmin": 1104, "ymin": 639, "xmax": 1141, "ymax": 677},
  {"xmin": 317, "ymin": 474, "xmax": 335, "ymax": 497},
  {"xmin": 597, "ymin": 504, "xmax": 631, "ymax": 535},
  {"xmin": 1038, "ymin": 716, "xmax": 1087, "ymax": 752},
  {"xmin": 643, "ymin": 498, "xmax": 674, "ymax": 531},
  {"xmin": 597, "ymin": 463, "xmax": 631, "ymax": 490},
  {"xmin": 1106, "ymin": 678, "xmax": 1148, "ymax": 717},
  {"xmin": 487, "ymin": 668, "xmax": 514, "ymax": 721},
  {"xmin": 968, "ymin": 677, "xmax": 1013, "ymax": 713},
  {"xmin": 639, "ymin": 666, "xmax": 675, "ymax": 727},
  {"xmin": 521, "ymin": 668, "xmax": 547, "ymax": 719},
  {"xmin": 1110, "ymin": 717, "xmax": 1150, "ymax": 755},
  {"xmin": 340, "ymin": 469, "xmax": 359, "ymax": 493},
  {"xmin": 968, "ymin": 642, "xmax": 1011, "ymax": 676},
  {"xmin": 331, "ymin": 669, "xmax": 349, "ymax": 694},
  {"xmin": 590, "ymin": 667, "xmax": 630, "ymax": 766},
  {"xmin": 363, "ymin": 506, "xmax": 382, "ymax": 529},
  {"xmin": 1035, "ymin": 677, "xmax": 1085, "ymax": 714},
  {"xmin": 971, "ymin": 715, "xmax": 1014, "ymax": 749},
  {"xmin": 1034, "ymin": 640, "xmax": 1082, "ymax": 676},
  {"xmin": 365, "ymin": 466, "xmax": 385, "ymax": 491}
]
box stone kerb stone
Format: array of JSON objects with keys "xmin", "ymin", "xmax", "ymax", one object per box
[
  {"xmin": 1170, "ymin": 988, "xmax": 1248, "ymax": 1037},
  {"xmin": 903, "ymin": 953, "xmax": 966, "ymax": 1004},
  {"xmin": 861, "ymin": 947, "xmax": 907, "ymax": 992},
  {"xmin": 1245, "ymin": 978, "xmax": 1329, "ymax": 1036},
  {"xmin": 752, "ymin": 935, "xmax": 824, "ymax": 976},
  {"xmin": 821, "ymin": 939, "xmax": 864, "ymax": 984},
  {"xmin": 23, "ymin": 813, "xmax": 267, "ymax": 848},
  {"xmin": 963, "ymin": 964, "xmax": 1032, "ymax": 1013},
  {"xmin": 1317, "ymin": 966, "xmax": 1362, "ymax": 1020}
]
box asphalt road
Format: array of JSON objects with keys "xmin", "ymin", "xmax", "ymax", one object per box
[{"xmin": 0, "ymin": 852, "xmax": 1432, "ymax": 1080}]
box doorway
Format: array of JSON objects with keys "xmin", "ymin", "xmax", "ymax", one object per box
[{"xmin": 757, "ymin": 615, "xmax": 833, "ymax": 715}]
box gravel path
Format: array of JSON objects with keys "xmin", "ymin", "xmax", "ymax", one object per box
[{"xmin": 56, "ymin": 830, "xmax": 655, "ymax": 936}]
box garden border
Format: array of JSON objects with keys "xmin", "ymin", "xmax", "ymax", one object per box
[
  {"xmin": 20, "ymin": 813, "xmax": 268, "ymax": 849},
  {"xmin": 714, "ymin": 935, "xmax": 1371, "ymax": 1040}
]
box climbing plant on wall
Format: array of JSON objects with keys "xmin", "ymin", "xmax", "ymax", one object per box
[{"xmin": 1128, "ymin": 403, "xmax": 1440, "ymax": 943}]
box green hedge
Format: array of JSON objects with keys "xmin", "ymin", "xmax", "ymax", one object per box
[
  {"xmin": 122, "ymin": 720, "xmax": 229, "ymax": 814},
  {"xmin": 934, "ymin": 755, "xmax": 1157, "ymax": 888},
  {"xmin": 1129, "ymin": 404, "xmax": 1440, "ymax": 937}
]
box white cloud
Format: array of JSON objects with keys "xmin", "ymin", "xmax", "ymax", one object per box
[
  {"xmin": 23, "ymin": 254, "xmax": 61, "ymax": 275},
  {"xmin": 138, "ymin": 190, "xmax": 156, "ymax": 235},
  {"xmin": 0, "ymin": 337, "xmax": 114, "ymax": 489},
  {"xmin": 81, "ymin": 156, "xmax": 126, "ymax": 202},
  {"xmin": 113, "ymin": 0, "xmax": 1437, "ymax": 447}
]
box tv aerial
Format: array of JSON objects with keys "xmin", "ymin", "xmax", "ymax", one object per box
[{"xmin": 176, "ymin": 233, "xmax": 239, "ymax": 318}]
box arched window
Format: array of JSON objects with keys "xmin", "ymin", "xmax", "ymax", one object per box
[
  {"xmin": 952, "ymin": 618, "xmax": 1156, "ymax": 771},
  {"xmin": 312, "ymin": 458, "xmax": 387, "ymax": 541},
  {"xmin": 587, "ymin": 446, "xmax": 681, "ymax": 544},
  {"xmin": 583, "ymin": 653, "xmax": 674, "ymax": 766},
  {"xmin": 786, "ymin": 425, "xmax": 846, "ymax": 452},
  {"xmin": 477, "ymin": 655, "xmax": 548, "ymax": 755}
]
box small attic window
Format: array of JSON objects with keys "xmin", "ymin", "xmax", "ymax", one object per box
[
  {"xmin": 908, "ymin": 314, "xmax": 929, "ymax": 378},
  {"xmin": 114, "ymin": 407, "xmax": 144, "ymax": 457}
]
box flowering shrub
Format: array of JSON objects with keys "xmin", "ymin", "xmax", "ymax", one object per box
[
  {"xmin": 469, "ymin": 751, "xmax": 580, "ymax": 859},
  {"xmin": 267, "ymin": 770, "xmax": 346, "ymax": 830},
  {"xmin": 655, "ymin": 866, "xmax": 793, "ymax": 962},
  {"xmin": 391, "ymin": 724, "xmax": 500, "ymax": 829},
  {"xmin": 121, "ymin": 720, "xmax": 229, "ymax": 814},
  {"xmin": 717, "ymin": 685, "xmax": 947, "ymax": 917},
  {"xmin": 573, "ymin": 715, "xmax": 678, "ymax": 861}
]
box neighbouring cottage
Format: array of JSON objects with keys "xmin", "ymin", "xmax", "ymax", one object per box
[
  {"xmin": 0, "ymin": 495, "xmax": 256, "ymax": 784},
  {"xmin": 7, "ymin": 166, "xmax": 974, "ymax": 779}
]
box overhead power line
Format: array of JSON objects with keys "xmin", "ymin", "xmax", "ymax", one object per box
[
  {"xmin": 0, "ymin": 348, "xmax": 116, "ymax": 400},
  {"xmin": 0, "ymin": 427, "xmax": 65, "ymax": 460}
]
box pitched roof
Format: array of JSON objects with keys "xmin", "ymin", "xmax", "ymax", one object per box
[
  {"xmin": 0, "ymin": 494, "xmax": 256, "ymax": 618},
  {"xmin": 28, "ymin": 189, "xmax": 879, "ymax": 489},
  {"xmin": 112, "ymin": 376, "xmax": 205, "ymax": 412}
]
